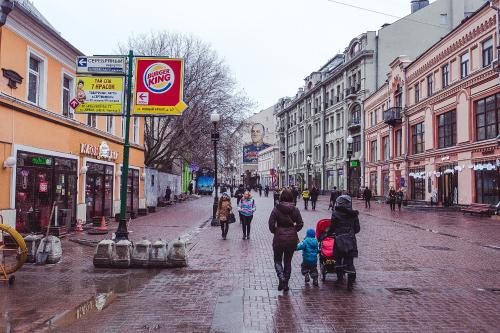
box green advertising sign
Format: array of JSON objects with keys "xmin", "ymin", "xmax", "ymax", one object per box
[
  {"xmin": 32, "ymin": 157, "xmax": 52, "ymax": 166},
  {"xmin": 350, "ymin": 160, "xmax": 360, "ymax": 168}
]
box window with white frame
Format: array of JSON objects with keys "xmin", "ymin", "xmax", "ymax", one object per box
[
  {"xmin": 106, "ymin": 116, "xmax": 114, "ymax": 134},
  {"xmin": 482, "ymin": 37, "xmax": 493, "ymax": 67},
  {"xmin": 28, "ymin": 56, "xmax": 42, "ymax": 105},
  {"xmin": 133, "ymin": 117, "xmax": 139, "ymax": 143},
  {"xmin": 460, "ymin": 52, "xmax": 469, "ymax": 78},
  {"xmin": 62, "ymin": 75, "xmax": 73, "ymax": 118},
  {"xmin": 87, "ymin": 114, "xmax": 97, "ymax": 128}
]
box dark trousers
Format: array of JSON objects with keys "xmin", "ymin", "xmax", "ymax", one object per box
[
  {"xmin": 220, "ymin": 221, "xmax": 229, "ymax": 237},
  {"xmin": 301, "ymin": 263, "xmax": 319, "ymax": 279},
  {"xmin": 240, "ymin": 215, "xmax": 253, "ymax": 237},
  {"xmin": 365, "ymin": 199, "xmax": 371, "ymax": 208},
  {"xmin": 397, "ymin": 201, "xmax": 402, "ymax": 211},
  {"xmin": 273, "ymin": 246, "xmax": 295, "ymax": 282},
  {"xmin": 311, "ymin": 200, "xmax": 317, "ymax": 210},
  {"xmin": 336, "ymin": 255, "xmax": 356, "ymax": 277},
  {"xmin": 389, "ymin": 201, "xmax": 396, "ymax": 211},
  {"xmin": 304, "ymin": 199, "xmax": 309, "ymax": 210}
]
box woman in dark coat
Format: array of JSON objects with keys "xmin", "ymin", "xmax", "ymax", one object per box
[
  {"xmin": 327, "ymin": 195, "xmax": 360, "ymax": 291},
  {"xmin": 310, "ymin": 186, "xmax": 319, "ymax": 210},
  {"xmin": 268, "ymin": 189, "xmax": 304, "ymax": 291}
]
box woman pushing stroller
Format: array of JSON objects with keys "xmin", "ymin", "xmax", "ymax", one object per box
[{"xmin": 327, "ymin": 195, "xmax": 360, "ymax": 291}]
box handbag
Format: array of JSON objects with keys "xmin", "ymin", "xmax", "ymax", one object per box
[{"xmin": 228, "ymin": 212, "xmax": 236, "ymax": 224}]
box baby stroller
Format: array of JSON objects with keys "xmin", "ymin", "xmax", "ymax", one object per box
[{"xmin": 316, "ymin": 219, "xmax": 337, "ymax": 281}]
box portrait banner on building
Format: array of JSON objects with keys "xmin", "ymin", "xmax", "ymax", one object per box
[
  {"xmin": 71, "ymin": 76, "xmax": 124, "ymax": 114},
  {"xmin": 243, "ymin": 143, "xmax": 270, "ymax": 164},
  {"xmin": 133, "ymin": 57, "xmax": 188, "ymax": 116}
]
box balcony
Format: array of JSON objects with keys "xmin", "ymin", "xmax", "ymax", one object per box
[
  {"xmin": 347, "ymin": 118, "xmax": 361, "ymax": 130},
  {"xmin": 345, "ymin": 87, "xmax": 357, "ymax": 99},
  {"xmin": 383, "ymin": 107, "xmax": 403, "ymax": 126}
]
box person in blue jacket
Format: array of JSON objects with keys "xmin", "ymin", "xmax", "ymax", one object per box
[{"xmin": 296, "ymin": 228, "xmax": 319, "ymax": 286}]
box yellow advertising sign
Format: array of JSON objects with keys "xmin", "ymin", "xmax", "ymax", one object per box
[{"xmin": 72, "ymin": 76, "xmax": 124, "ymax": 114}]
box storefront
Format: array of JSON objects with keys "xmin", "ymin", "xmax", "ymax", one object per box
[
  {"xmin": 369, "ymin": 171, "xmax": 377, "ymax": 196},
  {"xmin": 474, "ymin": 160, "xmax": 500, "ymax": 205},
  {"xmin": 15, "ymin": 150, "xmax": 78, "ymax": 233},
  {"xmin": 85, "ymin": 162, "xmax": 114, "ymax": 222},
  {"xmin": 409, "ymin": 168, "xmax": 425, "ymax": 201},
  {"xmin": 124, "ymin": 167, "xmax": 140, "ymax": 216},
  {"xmin": 437, "ymin": 164, "xmax": 458, "ymax": 206}
]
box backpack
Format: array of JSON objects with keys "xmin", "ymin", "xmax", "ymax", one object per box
[{"xmin": 321, "ymin": 237, "xmax": 335, "ymax": 258}]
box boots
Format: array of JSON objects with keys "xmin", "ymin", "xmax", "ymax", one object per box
[
  {"xmin": 347, "ymin": 273, "xmax": 356, "ymax": 291},
  {"xmin": 283, "ymin": 280, "xmax": 290, "ymax": 292},
  {"xmin": 304, "ymin": 273, "xmax": 310, "ymax": 283}
]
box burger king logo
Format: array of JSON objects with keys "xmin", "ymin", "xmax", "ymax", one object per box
[{"xmin": 143, "ymin": 62, "xmax": 175, "ymax": 94}]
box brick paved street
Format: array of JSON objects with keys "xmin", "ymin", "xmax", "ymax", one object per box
[{"xmin": 1, "ymin": 193, "xmax": 500, "ymax": 333}]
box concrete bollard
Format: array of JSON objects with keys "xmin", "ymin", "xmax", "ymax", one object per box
[
  {"xmin": 93, "ymin": 240, "xmax": 115, "ymax": 268},
  {"xmin": 111, "ymin": 240, "xmax": 132, "ymax": 268},
  {"xmin": 24, "ymin": 234, "xmax": 43, "ymax": 263},
  {"xmin": 131, "ymin": 239, "xmax": 151, "ymax": 267},
  {"xmin": 149, "ymin": 240, "xmax": 168, "ymax": 268},
  {"xmin": 167, "ymin": 238, "xmax": 188, "ymax": 267},
  {"xmin": 36, "ymin": 236, "xmax": 62, "ymax": 264}
]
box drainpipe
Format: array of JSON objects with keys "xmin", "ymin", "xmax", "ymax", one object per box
[
  {"xmin": 321, "ymin": 85, "xmax": 326, "ymax": 194},
  {"xmin": 491, "ymin": 1, "xmax": 500, "ymax": 78},
  {"xmin": 0, "ymin": 0, "xmax": 14, "ymax": 27}
]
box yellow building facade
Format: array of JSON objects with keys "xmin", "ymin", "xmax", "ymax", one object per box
[{"xmin": 0, "ymin": 2, "xmax": 145, "ymax": 232}]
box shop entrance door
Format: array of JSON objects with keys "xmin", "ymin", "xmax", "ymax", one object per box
[
  {"xmin": 438, "ymin": 165, "xmax": 458, "ymax": 206},
  {"xmin": 86, "ymin": 163, "xmax": 114, "ymax": 221}
]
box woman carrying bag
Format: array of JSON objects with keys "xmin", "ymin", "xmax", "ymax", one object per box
[
  {"xmin": 268, "ymin": 189, "xmax": 304, "ymax": 291},
  {"xmin": 238, "ymin": 191, "xmax": 256, "ymax": 240},
  {"xmin": 217, "ymin": 192, "xmax": 234, "ymax": 240}
]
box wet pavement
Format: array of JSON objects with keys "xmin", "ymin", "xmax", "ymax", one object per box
[{"xmin": 1, "ymin": 194, "xmax": 500, "ymax": 332}]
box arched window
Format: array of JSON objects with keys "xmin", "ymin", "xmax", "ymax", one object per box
[
  {"xmin": 350, "ymin": 42, "xmax": 360, "ymax": 57},
  {"xmin": 351, "ymin": 105, "xmax": 361, "ymax": 122}
]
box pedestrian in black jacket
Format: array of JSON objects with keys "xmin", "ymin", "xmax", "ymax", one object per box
[
  {"xmin": 327, "ymin": 195, "xmax": 360, "ymax": 291},
  {"xmin": 268, "ymin": 189, "xmax": 304, "ymax": 292},
  {"xmin": 292, "ymin": 186, "xmax": 299, "ymax": 206},
  {"xmin": 363, "ymin": 187, "xmax": 372, "ymax": 208},
  {"xmin": 235, "ymin": 185, "xmax": 245, "ymax": 205},
  {"xmin": 165, "ymin": 186, "xmax": 172, "ymax": 202},
  {"xmin": 329, "ymin": 186, "xmax": 340, "ymax": 210},
  {"xmin": 310, "ymin": 186, "xmax": 319, "ymax": 210},
  {"xmin": 388, "ymin": 187, "xmax": 396, "ymax": 211}
]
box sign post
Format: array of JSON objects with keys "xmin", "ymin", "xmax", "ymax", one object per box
[{"xmin": 115, "ymin": 50, "xmax": 134, "ymax": 241}]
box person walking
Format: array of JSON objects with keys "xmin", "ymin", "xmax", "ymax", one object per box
[
  {"xmin": 268, "ymin": 189, "xmax": 304, "ymax": 291},
  {"xmin": 327, "ymin": 195, "xmax": 360, "ymax": 291},
  {"xmin": 302, "ymin": 188, "xmax": 310, "ymax": 210},
  {"xmin": 310, "ymin": 186, "xmax": 319, "ymax": 211},
  {"xmin": 296, "ymin": 228, "xmax": 319, "ymax": 286},
  {"xmin": 235, "ymin": 185, "xmax": 245, "ymax": 205},
  {"xmin": 363, "ymin": 187, "xmax": 372, "ymax": 209},
  {"xmin": 388, "ymin": 186, "xmax": 396, "ymax": 212},
  {"xmin": 396, "ymin": 188, "xmax": 404, "ymax": 211},
  {"xmin": 188, "ymin": 182, "xmax": 193, "ymax": 195},
  {"xmin": 292, "ymin": 186, "xmax": 299, "ymax": 206},
  {"xmin": 329, "ymin": 186, "xmax": 340, "ymax": 210},
  {"xmin": 165, "ymin": 186, "xmax": 172, "ymax": 202},
  {"xmin": 273, "ymin": 188, "xmax": 280, "ymax": 207},
  {"xmin": 238, "ymin": 191, "xmax": 256, "ymax": 240},
  {"xmin": 264, "ymin": 185, "xmax": 270, "ymax": 197},
  {"xmin": 258, "ymin": 184, "xmax": 263, "ymax": 197},
  {"xmin": 216, "ymin": 193, "xmax": 232, "ymax": 240}
]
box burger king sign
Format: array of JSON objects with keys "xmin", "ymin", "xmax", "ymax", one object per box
[{"xmin": 133, "ymin": 58, "xmax": 188, "ymax": 115}]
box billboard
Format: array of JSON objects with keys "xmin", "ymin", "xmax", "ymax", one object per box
[
  {"xmin": 71, "ymin": 76, "xmax": 124, "ymax": 114},
  {"xmin": 242, "ymin": 122, "xmax": 270, "ymax": 163},
  {"xmin": 195, "ymin": 168, "xmax": 214, "ymax": 195},
  {"xmin": 133, "ymin": 58, "xmax": 188, "ymax": 116}
]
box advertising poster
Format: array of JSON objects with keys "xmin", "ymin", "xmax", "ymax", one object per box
[
  {"xmin": 242, "ymin": 122, "xmax": 270, "ymax": 163},
  {"xmin": 195, "ymin": 168, "xmax": 214, "ymax": 195},
  {"xmin": 133, "ymin": 58, "xmax": 188, "ymax": 116},
  {"xmin": 72, "ymin": 76, "xmax": 124, "ymax": 114}
]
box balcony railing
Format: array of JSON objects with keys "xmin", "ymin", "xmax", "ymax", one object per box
[
  {"xmin": 348, "ymin": 118, "xmax": 361, "ymax": 129},
  {"xmin": 383, "ymin": 107, "xmax": 403, "ymax": 125}
]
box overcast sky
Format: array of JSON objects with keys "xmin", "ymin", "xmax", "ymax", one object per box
[{"xmin": 33, "ymin": 0, "xmax": 419, "ymax": 112}]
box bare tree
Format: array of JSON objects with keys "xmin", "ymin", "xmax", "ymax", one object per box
[{"xmin": 119, "ymin": 31, "xmax": 253, "ymax": 172}]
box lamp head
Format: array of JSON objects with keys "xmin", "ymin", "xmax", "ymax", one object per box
[
  {"xmin": 346, "ymin": 135, "xmax": 354, "ymax": 144},
  {"xmin": 210, "ymin": 111, "xmax": 220, "ymax": 124}
]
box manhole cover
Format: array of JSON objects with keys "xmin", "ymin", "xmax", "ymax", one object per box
[
  {"xmin": 387, "ymin": 288, "xmax": 420, "ymax": 295},
  {"xmin": 421, "ymin": 245, "xmax": 454, "ymax": 251}
]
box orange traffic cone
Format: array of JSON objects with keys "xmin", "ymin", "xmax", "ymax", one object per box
[
  {"xmin": 75, "ymin": 219, "xmax": 84, "ymax": 232},
  {"xmin": 96, "ymin": 216, "xmax": 108, "ymax": 232}
]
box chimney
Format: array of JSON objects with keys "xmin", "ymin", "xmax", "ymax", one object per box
[{"xmin": 411, "ymin": 0, "xmax": 429, "ymax": 13}]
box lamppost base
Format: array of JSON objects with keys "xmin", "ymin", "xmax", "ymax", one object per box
[
  {"xmin": 115, "ymin": 218, "xmax": 129, "ymax": 241},
  {"xmin": 211, "ymin": 197, "xmax": 220, "ymax": 226}
]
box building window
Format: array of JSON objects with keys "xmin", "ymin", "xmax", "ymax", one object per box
[
  {"xmin": 336, "ymin": 113, "xmax": 341, "ymax": 129},
  {"xmin": 394, "ymin": 85, "xmax": 402, "ymax": 107},
  {"xmin": 411, "ymin": 122, "xmax": 425, "ymax": 154},
  {"xmin": 483, "ymin": 37, "xmax": 494, "ymax": 67},
  {"xmin": 442, "ymin": 64, "xmax": 449, "ymax": 88},
  {"xmin": 28, "ymin": 56, "xmax": 41, "ymax": 104},
  {"xmin": 62, "ymin": 75, "xmax": 73, "ymax": 117},
  {"xmin": 395, "ymin": 129, "xmax": 402, "ymax": 157},
  {"xmin": 414, "ymin": 83, "xmax": 420, "ymax": 103},
  {"xmin": 352, "ymin": 135, "xmax": 361, "ymax": 153},
  {"xmin": 440, "ymin": 13, "xmax": 448, "ymax": 25},
  {"xmin": 133, "ymin": 117, "xmax": 139, "ymax": 143},
  {"xmin": 410, "ymin": 168, "xmax": 426, "ymax": 200},
  {"xmin": 427, "ymin": 74, "xmax": 433, "ymax": 97},
  {"xmin": 438, "ymin": 110, "xmax": 457, "ymax": 148},
  {"xmin": 475, "ymin": 163, "xmax": 500, "ymax": 205},
  {"xmin": 475, "ymin": 93, "xmax": 500, "ymax": 141},
  {"xmin": 87, "ymin": 115, "xmax": 97, "ymax": 128},
  {"xmin": 106, "ymin": 116, "xmax": 114, "ymax": 134},
  {"xmin": 370, "ymin": 172, "xmax": 378, "ymax": 196},
  {"xmin": 382, "ymin": 136, "xmax": 390, "ymax": 161},
  {"xmin": 460, "ymin": 52, "xmax": 469, "ymax": 78},
  {"xmin": 370, "ymin": 140, "xmax": 378, "ymax": 162}
]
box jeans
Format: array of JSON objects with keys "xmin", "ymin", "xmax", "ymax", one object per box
[
  {"xmin": 365, "ymin": 199, "xmax": 371, "ymax": 208},
  {"xmin": 273, "ymin": 246, "xmax": 295, "ymax": 282},
  {"xmin": 241, "ymin": 215, "xmax": 253, "ymax": 237},
  {"xmin": 220, "ymin": 221, "xmax": 229, "ymax": 238},
  {"xmin": 311, "ymin": 200, "xmax": 317, "ymax": 210},
  {"xmin": 301, "ymin": 263, "xmax": 319, "ymax": 279},
  {"xmin": 304, "ymin": 199, "xmax": 309, "ymax": 210}
]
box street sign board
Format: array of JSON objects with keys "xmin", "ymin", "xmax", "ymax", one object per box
[
  {"xmin": 72, "ymin": 76, "xmax": 124, "ymax": 114},
  {"xmin": 76, "ymin": 56, "xmax": 126, "ymax": 75},
  {"xmin": 132, "ymin": 57, "xmax": 188, "ymax": 116}
]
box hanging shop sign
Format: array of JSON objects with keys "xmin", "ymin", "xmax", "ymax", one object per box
[
  {"xmin": 76, "ymin": 56, "xmax": 126, "ymax": 75},
  {"xmin": 70, "ymin": 76, "xmax": 124, "ymax": 114},
  {"xmin": 132, "ymin": 58, "xmax": 187, "ymax": 116},
  {"xmin": 80, "ymin": 142, "xmax": 119, "ymax": 161}
]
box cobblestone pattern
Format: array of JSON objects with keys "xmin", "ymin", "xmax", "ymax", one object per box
[{"xmin": 2, "ymin": 194, "xmax": 500, "ymax": 332}]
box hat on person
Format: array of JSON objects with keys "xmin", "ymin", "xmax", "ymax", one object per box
[
  {"xmin": 306, "ymin": 228, "xmax": 315, "ymax": 238},
  {"xmin": 336, "ymin": 195, "xmax": 352, "ymax": 208},
  {"xmin": 222, "ymin": 192, "xmax": 230, "ymax": 199}
]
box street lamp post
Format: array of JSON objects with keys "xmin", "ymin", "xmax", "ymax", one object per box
[
  {"xmin": 229, "ymin": 160, "xmax": 235, "ymax": 187},
  {"xmin": 346, "ymin": 135, "xmax": 353, "ymax": 195},
  {"xmin": 306, "ymin": 155, "xmax": 312, "ymax": 190},
  {"xmin": 210, "ymin": 111, "xmax": 220, "ymax": 226}
]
